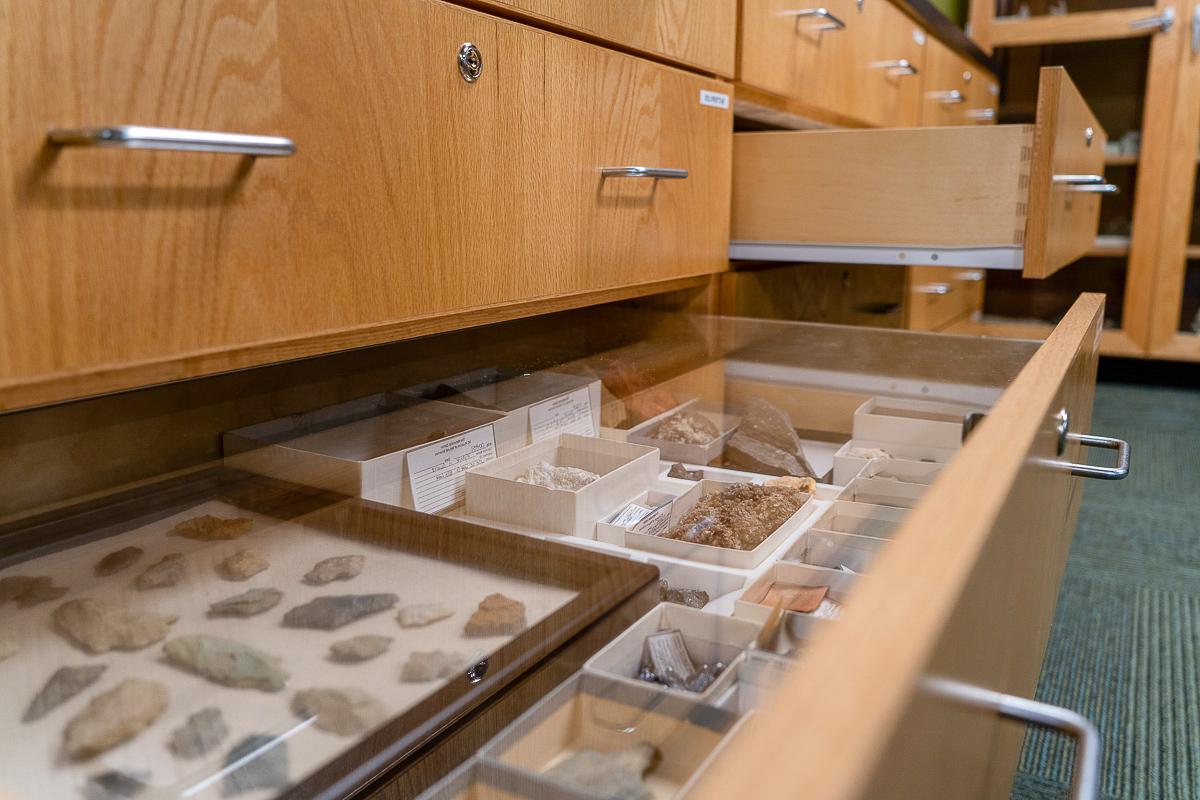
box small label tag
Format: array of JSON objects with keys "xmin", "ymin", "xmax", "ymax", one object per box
[
  {"xmin": 644, "ymin": 629, "xmax": 695, "ymax": 679},
  {"xmin": 529, "ymin": 387, "xmax": 595, "ymax": 442},
  {"xmin": 611, "ymin": 502, "xmax": 655, "ymax": 528},
  {"xmin": 912, "ymin": 28, "xmax": 926, "ymax": 45},
  {"xmin": 699, "ymin": 89, "xmax": 730, "ymax": 109},
  {"xmin": 406, "ymin": 425, "xmax": 497, "ymax": 513},
  {"xmin": 632, "ymin": 499, "xmax": 674, "ymax": 535}
]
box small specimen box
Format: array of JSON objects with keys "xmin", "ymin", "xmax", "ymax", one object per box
[
  {"xmin": 626, "ymin": 399, "xmax": 740, "ymax": 465},
  {"xmin": 852, "ymin": 396, "xmax": 983, "ymax": 449}
]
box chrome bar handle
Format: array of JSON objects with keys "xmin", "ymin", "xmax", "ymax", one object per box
[
  {"xmin": 1053, "ymin": 174, "xmax": 1120, "ymax": 194},
  {"xmin": 922, "ymin": 677, "xmax": 1100, "ymax": 800},
  {"xmin": 1063, "ymin": 432, "xmax": 1131, "ymax": 480},
  {"xmin": 1130, "ymin": 6, "xmax": 1175, "ymax": 32},
  {"xmin": 870, "ymin": 58, "xmax": 920, "ymax": 76},
  {"xmin": 1192, "ymin": 4, "xmax": 1200, "ymax": 53},
  {"xmin": 46, "ymin": 125, "xmax": 295, "ymax": 157},
  {"xmin": 913, "ymin": 282, "xmax": 952, "ymax": 295},
  {"xmin": 1053, "ymin": 174, "xmax": 1105, "ymax": 184},
  {"xmin": 929, "ymin": 89, "xmax": 965, "ymax": 104},
  {"xmin": 1072, "ymin": 184, "xmax": 1121, "ymax": 194},
  {"xmin": 781, "ymin": 7, "xmax": 847, "ymax": 30},
  {"xmin": 599, "ymin": 166, "xmax": 689, "ymax": 179},
  {"xmin": 965, "ymin": 108, "xmax": 996, "ymax": 121},
  {"xmin": 956, "ymin": 270, "xmax": 985, "ymax": 281}
]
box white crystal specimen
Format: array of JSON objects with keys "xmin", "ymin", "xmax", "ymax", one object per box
[{"xmin": 514, "ymin": 461, "xmax": 599, "ymax": 491}]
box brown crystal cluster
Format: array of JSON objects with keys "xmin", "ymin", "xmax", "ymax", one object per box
[{"xmin": 662, "ymin": 484, "xmax": 807, "ymax": 550}]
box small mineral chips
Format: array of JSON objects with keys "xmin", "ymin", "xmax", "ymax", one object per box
[
  {"xmin": 663, "ymin": 483, "xmax": 806, "ymax": 550},
  {"xmin": 134, "ymin": 553, "xmax": 185, "ymax": 590},
  {"xmin": 54, "ymin": 598, "xmax": 178, "ymax": 654},
  {"xmin": 658, "ymin": 579, "xmax": 709, "ymax": 609},
  {"xmin": 302, "ymin": 555, "xmax": 364, "ymax": 586},
  {"xmin": 93, "ymin": 547, "xmax": 144, "ymax": 577},
  {"xmin": 653, "ymin": 411, "xmax": 721, "ymax": 445},
  {"xmin": 282, "ymin": 594, "xmax": 399, "ymax": 630},
  {"xmin": 515, "ymin": 461, "xmax": 598, "ymax": 491},
  {"xmin": 216, "ymin": 550, "xmax": 269, "ymax": 581},
  {"xmin": 171, "ymin": 515, "xmax": 253, "ymax": 541},
  {"xmin": 63, "ymin": 679, "xmax": 168, "ymax": 760},
  {"xmin": 163, "ymin": 635, "xmax": 288, "ymax": 692},
  {"xmin": 463, "ymin": 593, "xmax": 526, "ymax": 637},
  {"xmin": 765, "ymin": 475, "xmax": 817, "ymax": 494}
]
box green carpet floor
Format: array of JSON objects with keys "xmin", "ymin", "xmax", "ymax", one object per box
[{"xmin": 1011, "ymin": 382, "xmax": 1200, "ymax": 800}]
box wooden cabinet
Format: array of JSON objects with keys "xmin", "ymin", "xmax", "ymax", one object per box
[
  {"xmin": 905, "ymin": 266, "xmax": 976, "ymax": 330},
  {"xmin": 921, "ymin": 37, "xmax": 974, "ymax": 126},
  {"xmin": 858, "ymin": 0, "xmax": 927, "ymax": 128}
]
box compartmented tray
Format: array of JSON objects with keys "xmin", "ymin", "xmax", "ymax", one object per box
[
  {"xmin": 810, "ymin": 501, "xmax": 909, "ymax": 539},
  {"xmin": 479, "ymin": 673, "xmax": 742, "ymax": 800},
  {"xmin": 0, "ymin": 470, "xmax": 658, "ymax": 800},
  {"xmin": 852, "ymin": 396, "xmax": 982, "ymax": 449},
  {"xmin": 734, "ymin": 562, "xmax": 858, "ymax": 624},
  {"xmin": 582, "ymin": 603, "xmax": 761, "ymax": 701},
  {"xmin": 464, "ymin": 434, "xmax": 659, "ymax": 537},
  {"xmin": 650, "ymin": 558, "xmax": 748, "ymax": 611},
  {"xmin": 626, "ymin": 399, "xmax": 740, "ymax": 466},
  {"xmin": 224, "ymin": 394, "xmax": 505, "ymax": 513},
  {"xmin": 783, "ymin": 529, "xmax": 886, "ymax": 574},
  {"xmin": 836, "ymin": 460, "xmax": 943, "ymax": 509},
  {"xmin": 831, "ymin": 439, "xmax": 958, "ymax": 486}
]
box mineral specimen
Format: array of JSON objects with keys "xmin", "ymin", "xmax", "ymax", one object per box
[
  {"xmin": 515, "ymin": 461, "xmax": 598, "ymax": 491},
  {"xmin": 637, "ymin": 659, "xmax": 726, "ymax": 694},
  {"xmin": 1, "ymin": 575, "xmax": 69, "ymax": 608},
  {"xmin": 653, "ymin": 411, "xmax": 721, "ymax": 445},
  {"xmin": 662, "ymin": 484, "xmax": 806, "ymax": 550},
  {"xmin": 63, "ymin": 679, "xmax": 168, "ymax": 760},
  {"xmin": 53, "ymin": 598, "xmax": 178, "ymax": 654},
  {"xmin": 163, "ymin": 635, "xmax": 288, "ymax": 692},
  {"xmin": 846, "ymin": 446, "xmax": 892, "ymax": 461},
  {"xmin": 282, "ymin": 593, "xmax": 399, "ymax": 630},
  {"xmin": 168, "ymin": 707, "xmax": 229, "ymax": 759},
  {"xmin": 291, "ymin": 687, "xmax": 387, "ymax": 736},
  {"xmin": 765, "ymin": 475, "xmax": 817, "ymax": 494},
  {"xmin": 746, "ymin": 581, "xmax": 829, "ymax": 614},
  {"xmin": 658, "ymin": 579, "xmax": 709, "ymax": 609},
  {"xmin": 667, "ymin": 462, "xmax": 703, "ymax": 481},
  {"xmin": 94, "ymin": 547, "xmax": 144, "ymax": 577},
  {"xmin": 302, "ymin": 554, "xmax": 365, "ymax": 585},
  {"xmin": 637, "ymin": 628, "xmax": 726, "ymax": 694},
  {"xmin": 400, "ymin": 650, "xmax": 467, "ymax": 682},
  {"xmin": 208, "ymin": 587, "xmax": 283, "ymax": 618},
  {"xmin": 85, "ymin": 770, "xmax": 148, "ymax": 800},
  {"xmin": 397, "ymin": 603, "xmax": 454, "ymax": 628},
  {"xmin": 811, "ymin": 598, "xmax": 842, "ymax": 620},
  {"xmin": 222, "ymin": 734, "xmax": 289, "ymax": 796},
  {"xmin": 171, "ymin": 515, "xmax": 254, "ymax": 541},
  {"xmin": 542, "ymin": 744, "xmax": 661, "ymax": 800},
  {"xmin": 216, "ymin": 549, "xmax": 269, "ymax": 581},
  {"xmin": 23, "ymin": 664, "xmax": 107, "ymax": 722},
  {"xmin": 725, "ymin": 398, "xmax": 816, "ymax": 478},
  {"xmin": 463, "ymin": 593, "xmax": 526, "ymax": 637},
  {"xmin": 329, "ymin": 634, "xmax": 393, "ymax": 663},
  {"xmin": 134, "ymin": 553, "xmax": 184, "ymax": 590}
]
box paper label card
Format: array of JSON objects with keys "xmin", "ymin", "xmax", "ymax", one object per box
[
  {"xmin": 699, "ymin": 89, "xmax": 730, "ymax": 109},
  {"xmin": 632, "ymin": 499, "xmax": 674, "ymax": 536},
  {"xmin": 407, "ymin": 425, "xmax": 498, "ymax": 514},
  {"xmin": 644, "ymin": 629, "xmax": 696, "ymax": 680},
  {"xmin": 529, "ymin": 387, "xmax": 595, "ymax": 441}
]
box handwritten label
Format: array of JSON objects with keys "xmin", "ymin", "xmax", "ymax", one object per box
[
  {"xmin": 699, "ymin": 89, "xmax": 730, "ymax": 109},
  {"xmin": 529, "ymin": 387, "xmax": 595, "ymax": 442},
  {"xmin": 406, "ymin": 425, "xmax": 497, "ymax": 513},
  {"xmin": 644, "ymin": 629, "xmax": 696, "ymax": 679},
  {"xmin": 632, "ymin": 499, "xmax": 674, "ymax": 535}
]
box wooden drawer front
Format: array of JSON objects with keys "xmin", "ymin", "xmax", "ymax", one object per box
[
  {"xmin": 542, "ymin": 36, "xmax": 732, "ymax": 291},
  {"xmin": 691, "ymin": 294, "xmax": 1105, "ymax": 800},
  {"xmin": 731, "ymin": 67, "xmax": 1105, "ymax": 279},
  {"xmin": 921, "ymin": 38, "xmax": 973, "ymax": 126},
  {"xmin": 905, "ymin": 266, "xmax": 972, "ymax": 331},
  {"xmin": 855, "ymin": 0, "xmax": 926, "ymax": 128},
  {"xmin": 964, "ymin": 69, "xmax": 1001, "ymax": 125}
]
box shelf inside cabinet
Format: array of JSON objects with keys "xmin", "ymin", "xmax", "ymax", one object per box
[{"xmin": 990, "ymin": 6, "xmax": 1168, "ymax": 48}]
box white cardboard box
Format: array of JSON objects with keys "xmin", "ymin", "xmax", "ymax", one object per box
[
  {"xmin": 836, "ymin": 459, "xmax": 941, "ymax": 508},
  {"xmin": 831, "ymin": 438, "xmax": 958, "ymax": 485},
  {"xmin": 734, "ymin": 562, "xmax": 857, "ymax": 624},
  {"xmin": 784, "ymin": 529, "xmax": 885, "ymax": 574},
  {"xmin": 582, "ymin": 603, "xmax": 761, "ymax": 701},
  {"xmin": 416, "ymin": 759, "xmax": 594, "ymax": 800},
  {"xmin": 464, "ymin": 433, "xmax": 659, "ymax": 537},
  {"xmin": 627, "ymin": 399, "xmax": 740, "ymax": 465},
  {"xmin": 852, "ymin": 396, "xmax": 981, "ymax": 449},
  {"xmin": 650, "ymin": 558, "xmax": 748, "ymax": 610},
  {"xmin": 811, "ymin": 500, "xmax": 909, "ymax": 539}
]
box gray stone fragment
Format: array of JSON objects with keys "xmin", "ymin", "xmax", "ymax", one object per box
[
  {"xmin": 134, "ymin": 553, "xmax": 184, "ymax": 590},
  {"xmin": 85, "ymin": 770, "xmax": 148, "ymax": 800},
  {"xmin": 400, "ymin": 650, "xmax": 467, "ymax": 682},
  {"xmin": 53, "ymin": 598, "xmax": 178, "ymax": 654},
  {"xmin": 63, "ymin": 679, "xmax": 168, "ymax": 760},
  {"xmin": 542, "ymin": 744, "xmax": 661, "ymax": 800},
  {"xmin": 23, "ymin": 664, "xmax": 107, "ymax": 722},
  {"xmin": 222, "ymin": 734, "xmax": 289, "ymax": 797},
  {"xmin": 329, "ymin": 634, "xmax": 393, "ymax": 663},
  {"xmin": 282, "ymin": 593, "xmax": 398, "ymax": 630},
  {"xmin": 397, "ymin": 603, "xmax": 454, "ymax": 628},
  {"xmin": 658, "ymin": 579, "xmax": 709, "ymax": 609},
  {"xmin": 207, "ymin": 587, "xmax": 283, "ymax": 618},
  {"xmin": 163, "ymin": 635, "xmax": 288, "ymax": 692},
  {"xmin": 1, "ymin": 575, "xmax": 70, "ymax": 608},
  {"xmin": 168, "ymin": 707, "xmax": 229, "ymax": 759},
  {"xmin": 291, "ymin": 687, "xmax": 387, "ymax": 736},
  {"xmin": 302, "ymin": 555, "xmax": 365, "ymax": 585},
  {"xmin": 724, "ymin": 397, "xmax": 816, "ymax": 478},
  {"xmin": 94, "ymin": 547, "xmax": 144, "ymax": 577},
  {"xmin": 215, "ymin": 549, "xmax": 269, "ymax": 581}
]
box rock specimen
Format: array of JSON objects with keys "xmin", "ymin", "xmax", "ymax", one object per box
[
  {"xmin": 463, "ymin": 593, "xmax": 526, "ymax": 637},
  {"xmin": 667, "ymin": 462, "xmax": 703, "ymax": 481},
  {"xmin": 85, "ymin": 770, "xmax": 148, "ymax": 800},
  {"xmin": 168, "ymin": 707, "xmax": 229, "ymax": 759},
  {"xmin": 282, "ymin": 594, "xmax": 398, "ymax": 630},
  {"xmin": 662, "ymin": 484, "xmax": 806, "ymax": 551},
  {"xmin": 745, "ymin": 580, "xmax": 829, "ymax": 614},
  {"xmin": 0, "ymin": 634, "xmax": 18, "ymax": 662},
  {"xmin": 134, "ymin": 553, "xmax": 184, "ymax": 590},
  {"xmin": 765, "ymin": 475, "xmax": 817, "ymax": 494},
  {"xmin": 23, "ymin": 664, "xmax": 107, "ymax": 722},
  {"xmin": 515, "ymin": 461, "xmax": 598, "ymax": 491},
  {"xmin": 54, "ymin": 598, "xmax": 178, "ymax": 654},
  {"xmin": 846, "ymin": 446, "xmax": 892, "ymax": 461},
  {"xmin": 291, "ymin": 687, "xmax": 387, "ymax": 736},
  {"xmin": 216, "ymin": 549, "xmax": 269, "ymax": 581},
  {"xmin": 329, "ymin": 634, "xmax": 393, "ymax": 663},
  {"xmin": 725, "ymin": 397, "xmax": 816, "ymax": 478},
  {"xmin": 811, "ymin": 598, "xmax": 842, "ymax": 620},
  {"xmin": 163, "ymin": 635, "xmax": 288, "ymax": 692},
  {"xmin": 172, "ymin": 514, "xmax": 253, "ymax": 541},
  {"xmin": 658, "ymin": 579, "xmax": 709, "ymax": 609},
  {"xmin": 94, "ymin": 547, "xmax": 144, "ymax": 577},
  {"xmin": 302, "ymin": 554, "xmax": 365, "ymax": 585},
  {"xmin": 63, "ymin": 679, "xmax": 168, "ymax": 760},
  {"xmin": 400, "ymin": 650, "xmax": 467, "ymax": 682},
  {"xmin": 208, "ymin": 587, "xmax": 283, "ymax": 618},
  {"xmin": 653, "ymin": 411, "xmax": 721, "ymax": 445},
  {"xmin": 397, "ymin": 603, "xmax": 454, "ymax": 628},
  {"xmin": 638, "ymin": 659, "xmax": 726, "ymax": 694},
  {"xmin": 1, "ymin": 575, "xmax": 70, "ymax": 608},
  {"xmin": 542, "ymin": 744, "xmax": 661, "ymax": 800},
  {"xmin": 222, "ymin": 734, "xmax": 289, "ymax": 796}
]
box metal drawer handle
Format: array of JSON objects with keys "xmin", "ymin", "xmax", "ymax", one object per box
[
  {"xmin": 871, "ymin": 58, "xmax": 920, "ymax": 76},
  {"xmin": 46, "ymin": 125, "xmax": 295, "ymax": 157},
  {"xmin": 922, "ymin": 676, "xmax": 1100, "ymax": 800},
  {"xmin": 1062, "ymin": 432, "xmax": 1130, "ymax": 479},
  {"xmin": 1071, "ymin": 183, "xmax": 1120, "ymax": 194},
  {"xmin": 1053, "ymin": 174, "xmax": 1105, "ymax": 185},
  {"xmin": 599, "ymin": 166, "xmax": 688, "ymax": 179},
  {"xmin": 1053, "ymin": 174, "xmax": 1120, "ymax": 194},
  {"xmin": 929, "ymin": 89, "xmax": 965, "ymax": 104},
  {"xmin": 1130, "ymin": 6, "xmax": 1175, "ymax": 32},
  {"xmin": 782, "ymin": 8, "xmax": 847, "ymax": 30},
  {"xmin": 913, "ymin": 282, "xmax": 952, "ymax": 295},
  {"xmin": 956, "ymin": 270, "xmax": 985, "ymax": 281},
  {"xmin": 965, "ymin": 107, "xmax": 996, "ymax": 121}
]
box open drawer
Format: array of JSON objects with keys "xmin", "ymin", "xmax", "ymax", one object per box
[
  {"xmin": 691, "ymin": 294, "xmax": 1126, "ymax": 799},
  {"xmin": 730, "ymin": 67, "xmax": 1110, "ymax": 279}
]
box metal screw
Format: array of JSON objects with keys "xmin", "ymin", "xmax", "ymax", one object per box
[
  {"xmin": 458, "ymin": 42, "xmax": 483, "ymax": 83},
  {"xmin": 466, "ymin": 657, "xmax": 489, "ymax": 684},
  {"xmin": 1085, "ymin": 127, "xmax": 1094, "ymax": 147}
]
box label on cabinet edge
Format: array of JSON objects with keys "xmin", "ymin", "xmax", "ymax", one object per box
[{"xmin": 699, "ymin": 90, "xmax": 730, "ymax": 110}]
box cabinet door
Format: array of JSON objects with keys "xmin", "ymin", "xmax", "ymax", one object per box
[
  {"xmin": 0, "ymin": 0, "xmax": 290, "ymax": 384},
  {"xmin": 853, "ymin": 0, "xmax": 926, "ymax": 127},
  {"xmin": 543, "ymin": 36, "xmax": 732, "ymax": 290}
]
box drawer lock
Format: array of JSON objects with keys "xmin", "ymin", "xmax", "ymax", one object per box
[{"xmin": 458, "ymin": 42, "xmax": 483, "ymax": 83}]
